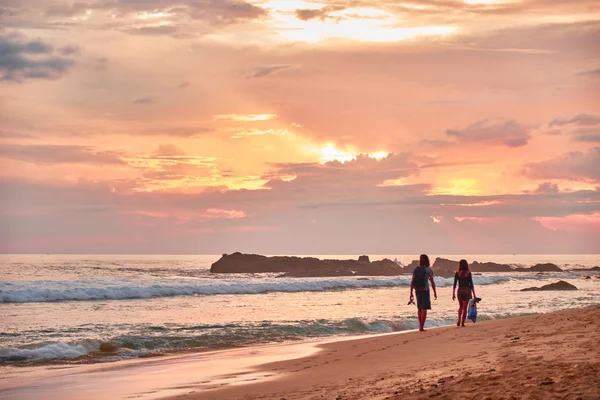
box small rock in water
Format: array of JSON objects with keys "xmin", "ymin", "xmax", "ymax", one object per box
[{"xmin": 99, "ymin": 342, "xmax": 118, "ymax": 352}]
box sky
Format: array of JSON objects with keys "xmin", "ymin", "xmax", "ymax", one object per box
[{"xmin": 0, "ymin": 0, "xmax": 599, "ymax": 255}]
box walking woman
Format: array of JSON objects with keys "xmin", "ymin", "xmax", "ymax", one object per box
[{"xmin": 452, "ymin": 259, "xmax": 476, "ymax": 327}]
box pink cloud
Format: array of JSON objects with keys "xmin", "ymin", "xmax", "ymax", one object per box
[
  {"xmin": 534, "ymin": 214, "xmax": 600, "ymax": 233},
  {"xmin": 224, "ymin": 226, "xmax": 275, "ymax": 232},
  {"xmin": 203, "ymin": 208, "xmax": 246, "ymax": 219}
]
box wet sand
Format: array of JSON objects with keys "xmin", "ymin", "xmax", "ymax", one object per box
[
  {"xmin": 1, "ymin": 307, "xmax": 598, "ymax": 400},
  {"xmin": 174, "ymin": 306, "xmax": 600, "ymax": 400}
]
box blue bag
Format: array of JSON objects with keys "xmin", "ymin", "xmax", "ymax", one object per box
[{"xmin": 467, "ymin": 299, "xmax": 478, "ymax": 323}]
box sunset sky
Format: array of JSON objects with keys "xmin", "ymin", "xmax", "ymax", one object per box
[{"xmin": 1, "ymin": 0, "xmax": 599, "ymax": 254}]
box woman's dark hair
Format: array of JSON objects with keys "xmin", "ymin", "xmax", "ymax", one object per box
[
  {"xmin": 458, "ymin": 259, "xmax": 469, "ymax": 276},
  {"xmin": 419, "ymin": 254, "xmax": 430, "ymax": 267}
]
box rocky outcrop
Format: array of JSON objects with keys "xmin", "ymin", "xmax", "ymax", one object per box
[
  {"xmin": 404, "ymin": 258, "xmax": 563, "ymax": 278},
  {"xmin": 568, "ymin": 266, "xmax": 600, "ymax": 272},
  {"xmin": 425, "ymin": 258, "xmax": 513, "ymax": 278},
  {"xmin": 515, "ymin": 263, "xmax": 563, "ymax": 272},
  {"xmin": 471, "ymin": 261, "xmax": 514, "ymax": 273},
  {"xmin": 211, "ymin": 253, "xmax": 570, "ymax": 278},
  {"xmin": 521, "ymin": 281, "xmax": 578, "ymax": 291},
  {"xmin": 210, "ymin": 253, "xmax": 403, "ymax": 277}
]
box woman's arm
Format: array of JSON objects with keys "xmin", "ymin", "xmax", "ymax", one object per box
[
  {"xmin": 452, "ymin": 272, "xmax": 457, "ymax": 300},
  {"xmin": 469, "ymin": 273, "xmax": 476, "ymax": 297}
]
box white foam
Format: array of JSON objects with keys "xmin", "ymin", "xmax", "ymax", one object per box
[
  {"xmin": 0, "ymin": 342, "xmax": 99, "ymax": 361},
  {"xmin": 0, "ymin": 275, "xmax": 510, "ymax": 303}
]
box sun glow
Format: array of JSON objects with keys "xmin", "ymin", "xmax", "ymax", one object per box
[
  {"xmin": 316, "ymin": 144, "xmax": 389, "ymax": 164},
  {"xmin": 378, "ymin": 178, "xmax": 406, "ymax": 187},
  {"xmin": 319, "ymin": 144, "xmax": 356, "ymax": 163},
  {"xmin": 463, "ymin": 0, "xmax": 519, "ymax": 4},
  {"xmin": 431, "ymin": 179, "xmax": 483, "ymax": 196},
  {"xmin": 215, "ymin": 114, "xmax": 277, "ymax": 121},
  {"xmin": 136, "ymin": 11, "xmax": 172, "ymax": 20},
  {"xmin": 263, "ymin": 1, "xmax": 457, "ymax": 43},
  {"xmin": 442, "ymin": 200, "xmax": 503, "ymax": 207}
]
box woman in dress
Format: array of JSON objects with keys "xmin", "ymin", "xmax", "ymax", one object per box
[{"xmin": 452, "ymin": 259, "xmax": 476, "ymax": 327}]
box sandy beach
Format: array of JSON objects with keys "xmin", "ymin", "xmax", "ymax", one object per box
[
  {"xmin": 176, "ymin": 306, "xmax": 600, "ymax": 400},
  {"xmin": 1, "ymin": 306, "xmax": 598, "ymax": 400}
]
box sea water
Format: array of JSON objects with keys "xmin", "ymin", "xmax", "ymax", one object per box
[{"xmin": 1, "ymin": 254, "xmax": 599, "ymax": 366}]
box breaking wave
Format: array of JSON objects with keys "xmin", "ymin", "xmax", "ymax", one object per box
[
  {"xmin": 0, "ymin": 317, "xmax": 457, "ymax": 363},
  {"xmin": 0, "ymin": 276, "xmax": 510, "ymax": 303}
]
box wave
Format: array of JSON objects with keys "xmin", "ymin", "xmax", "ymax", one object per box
[
  {"xmin": 0, "ymin": 276, "xmax": 510, "ymax": 303},
  {"xmin": 0, "ymin": 341, "xmax": 101, "ymax": 362},
  {"xmin": 0, "ymin": 317, "xmax": 457, "ymax": 363},
  {"xmin": 4, "ymin": 305, "xmax": 582, "ymax": 364}
]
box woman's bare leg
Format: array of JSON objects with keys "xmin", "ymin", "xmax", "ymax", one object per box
[
  {"xmin": 457, "ymin": 304, "xmax": 462, "ymax": 326},
  {"xmin": 461, "ymin": 301, "xmax": 468, "ymax": 326}
]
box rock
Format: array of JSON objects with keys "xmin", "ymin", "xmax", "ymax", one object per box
[
  {"xmin": 358, "ymin": 255, "xmax": 370, "ymax": 263},
  {"xmin": 99, "ymin": 342, "xmax": 118, "ymax": 352},
  {"xmin": 528, "ymin": 263, "xmax": 563, "ymax": 272},
  {"xmin": 521, "ymin": 280, "xmax": 578, "ymax": 291},
  {"xmin": 210, "ymin": 253, "xmax": 404, "ymax": 277},
  {"xmin": 431, "ymin": 258, "xmax": 513, "ymax": 278},
  {"xmin": 470, "ymin": 260, "xmax": 513, "ymax": 273},
  {"xmin": 573, "ymin": 266, "xmax": 600, "ymax": 272}
]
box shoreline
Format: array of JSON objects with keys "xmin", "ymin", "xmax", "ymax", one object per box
[
  {"xmin": 171, "ymin": 306, "xmax": 600, "ymax": 400},
  {"xmin": 1, "ymin": 306, "xmax": 598, "ymax": 400}
]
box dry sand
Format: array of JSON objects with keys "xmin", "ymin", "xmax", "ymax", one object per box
[{"xmin": 173, "ymin": 306, "xmax": 600, "ymax": 400}]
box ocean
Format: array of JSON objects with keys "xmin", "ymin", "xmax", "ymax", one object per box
[{"xmin": 1, "ymin": 254, "xmax": 599, "ymax": 368}]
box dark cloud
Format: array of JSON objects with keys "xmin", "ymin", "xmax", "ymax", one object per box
[
  {"xmin": 144, "ymin": 126, "xmax": 214, "ymax": 137},
  {"xmin": 58, "ymin": 45, "xmax": 81, "ymax": 56},
  {"xmin": 187, "ymin": 0, "xmax": 268, "ymax": 25},
  {"xmin": 418, "ymin": 139, "xmax": 455, "ymax": 148},
  {"xmin": 446, "ymin": 119, "xmax": 531, "ymax": 147},
  {"xmin": 1, "ymin": 175, "xmax": 598, "ymax": 254},
  {"xmin": 381, "ymin": 0, "xmax": 600, "ymax": 16},
  {"xmin": 549, "ymin": 113, "xmax": 600, "ymax": 127},
  {"xmin": 27, "ymin": 0, "xmax": 267, "ymax": 34},
  {"xmin": 90, "ymin": 56, "xmax": 108, "ymax": 71},
  {"xmin": 44, "ymin": 2, "xmax": 109, "ymax": 17},
  {"xmin": 295, "ymin": 6, "xmax": 345, "ymax": 21},
  {"xmin": 533, "ymin": 182, "xmax": 560, "ymax": 194},
  {"xmin": 125, "ymin": 25, "xmax": 180, "ymax": 36},
  {"xmin": 577, "ymin": 68, "xmax": 600, "ymax": 76},
  {"xmin": 572, "ymin": 128, "xmax": 600, "ymax": 143},
  {"xmin": 0, "ymin": 6, "xmax": 20, "ymax": 17},
  {"xmin": 260, "ymin": 153, "xmax": 422, "ymax": 208},
  {"xmin": 0, "ymin": 33, "xmax": 76, "ymax": 82},
  {"xmin": 523, "ymin": 147, "xmax": 600, "ymax": 182},
  {"xmin": 544, "ymin": 129, "xmax": 562, "ymax": 136},
  {"xmin": 0, "ymin": 144, "xmax": 126, "ymax": 165},
  {"xmin": 462, "ymin": 20, "xmax": 600, "ymax": 54},
  {"xmin": 247, "ymin": 64, "xmax": 293, "ymax": 78},
  {"xmin": 132, "ymin": 97, "xmax": 154, "ymax": 104},
  {"xmin": 0, "ymin": 131, "xmax": 36, "ymax": 139}
]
